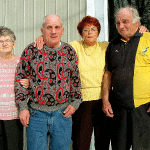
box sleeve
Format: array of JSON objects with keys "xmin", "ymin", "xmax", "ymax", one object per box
[
  {"xmin": 101, "ymin": 41, "xmax": 109, "ymax": 50},
  {"xmin": 68, "ymin": 46, "xmax": 82, "ymax": 110},
  {"xmin": 105, "ymin": 42, "xmax": 112, "ymax": 72},
  {"xmin": 69, "ymin": 40, "xmax": 79, "ymax": 54},
  {"xmin": 14, "ymin": 44, "xmax": 33, "ymax": 111}
]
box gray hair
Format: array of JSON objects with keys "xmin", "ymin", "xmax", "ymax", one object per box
[
  {"xmin": 42, "ymin": 14, "xmax": 62, "ymax": 27},
  {"xmin": 0, "ymin": 26, "xmax": 16, "ymax": 42},
  {"xmin": 115, "ymin": 6, "xmax": 141, "ymax": 25}
]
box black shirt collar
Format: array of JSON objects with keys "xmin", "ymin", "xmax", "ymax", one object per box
[{"xmin": 119, "ymin": 29, "xmax": 143, "ymax": 43}]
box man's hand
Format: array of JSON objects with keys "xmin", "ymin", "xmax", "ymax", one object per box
[
  {"xmin": 63, "ymin": 105, "xmax": 76, "ymax": 118},
  {"xmin": 102, "ymin": 100, "xmax": 114, "ymax": 118},
  {"xmin": 20, "ymin": 79, "xmax": 29, "ymax": 88},
  {"xmin": 147, "ymin": 107, "xmax": 150, "ymax": 113},
  {"xmin": 139, "ymin": 25, "xmax": 149, "ymax": 34},
  {"xmin": 19, "ymin": 109, "xmax": 30, "ymax": 127}
]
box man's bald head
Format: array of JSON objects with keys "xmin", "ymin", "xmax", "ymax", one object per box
[{"xmin": 42, "ymin": 14, "xmax": 62, "ymax": 27}]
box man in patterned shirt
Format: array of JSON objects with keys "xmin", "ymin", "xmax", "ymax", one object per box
[{"xmin": 15, "ymin": 14, "xmax": 82, "ymax": 150}]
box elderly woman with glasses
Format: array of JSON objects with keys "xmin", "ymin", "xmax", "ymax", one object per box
[
  {"xmin": 69, "ymin": 16, "xmax": 110, "ymax": 150},
  {"xmin": 0, "ymin": 26, "xmax": 29, "ymax": 150},
  {"xmin": 33, "ymin": 15, "xmax": 148, "ymax": 150}
]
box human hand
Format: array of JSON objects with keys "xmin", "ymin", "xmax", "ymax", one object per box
[
  {"xmin": 19, "ymin": 109, "xmax": 30, "ymax": 127},
  {"xmin": 139, "ymin": 25, "xmax": 149, "ymax": 34},
  {"xmin": 20, "ymin": 79, "xmax": 29, "ymax": 88},
  {"xmin": 34, "ymin": 36, "xmax": 44, "ymax": 50},
  {"xmin": 63, "ymin": 105, "xmax": 76, "ymax": 118},
  {"xmin": 102, "ymin": 100, "xmax": 114, "ymax": 118},
  {"xmin": 147, "ymin": 107, "xmax": 150, "ymax": 113}
]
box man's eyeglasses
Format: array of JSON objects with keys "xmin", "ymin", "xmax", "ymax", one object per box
[
  {"xmin": 83, "ymin": 28, "xmax": 98, "ymax": 33},
  {"xmin": 0, "ymin": 39, "xmax": 13, "ymax": 45}
]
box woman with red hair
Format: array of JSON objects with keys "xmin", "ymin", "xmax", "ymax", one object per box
[{"xmin": 70, "ymin": 16, "xmax": 109, "ymax": 150}]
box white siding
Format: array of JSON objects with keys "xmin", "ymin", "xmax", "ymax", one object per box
[
  {"xmin": 0, "ymin": 1, "xmax": 86, "ymax": 150},
  {"xmin": 0, "ymin": 0, "xmax": 86, "ymax": 56}
]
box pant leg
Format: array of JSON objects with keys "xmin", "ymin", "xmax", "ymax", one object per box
[
  {"xmin": 3, "ymin": 119, "xmax": 23, "ymax": 150},
  {"xmin": 111, "ymin": 104, "xmax": 132, "ymax": 150},
  {"xmin": 0, "ymin": 120, "xmax": 7, "ymax": 150},
  {"xmin": 93, "ymin": 100, "xmax": 112, "ymax": 150},
  {"xmin": 26, "ymin": 109, "xmax": 48, "ymax": 150},
  {"xmin": 132, "ymin": 102, "xmax": 150, "ymax": 150},
  {"xmin": 72, "ymin": 101, "xmax": 93, "ymax": 150},
  {"xmin": 49, "ymin": 107, "xmax": 72, "ymax": 150}
]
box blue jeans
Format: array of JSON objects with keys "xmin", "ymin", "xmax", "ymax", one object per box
[{"xmin": 26, "ymin": 108, "xmax": 72, "ymax": 150}]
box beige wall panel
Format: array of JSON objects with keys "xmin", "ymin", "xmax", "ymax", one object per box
[
  {"xmin": 55, "ymin": 0, "xmax": 68, "ymax": 42},
  {"xmin": 1, "ymin": 0, "xmax": 6, "ymax": 25},
  {"xmin": 24, "ymin": 0, "xmax": 34, "ymax": 46},
  {"xmin": 0, "ymin": 0, "xmax": 86, "ymax": 57},
  {"xmin": 0, "ymin": 0, "xmax": 86, "ymax": 149},
  {"xmin": 45, "ymin": 0, "xmax": 56, "ymax": 15},
  {"xmin": 79, "ymin": 0, "xmax": 87, "ymax": 20},
  {"xmin": 33, "ymin": 0, "xmax": 45, "ymax": 40},
  {"xmin": 68, "ymin": 0, "xmax": 84, "ymax": 42},
  {"xmin": 13, "ymin": 1, "xmax": 25, "ymax": 56}
]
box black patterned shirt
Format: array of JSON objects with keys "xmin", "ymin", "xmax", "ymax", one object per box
[{"xmin": 15, "ymin": 42, "xmax": 82, "ymax": 112}]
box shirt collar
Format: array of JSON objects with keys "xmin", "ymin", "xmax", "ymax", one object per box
[{"xmin": 120, "ymin": 29, "xmax": 143, "ymax": 43}]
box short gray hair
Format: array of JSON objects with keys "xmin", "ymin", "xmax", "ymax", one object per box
[
  {"xmin": 115, "ymin": 6, "xmax": 141, "ymax": 25},
  {"xmin": 42, "ymin": 14, "xmax": 62, "ymax": 27},
  {"xmin": 0, "ymin": 26, "xmax": 16, "ymax": 42}
]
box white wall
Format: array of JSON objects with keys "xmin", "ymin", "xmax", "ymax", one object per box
[
  {"xmin": 0, "ymin": 0, "xmax": 86, "ymax": 57},
  {"xmin": 87, "ymin": 0, "xmax": 108, "ymax": 42}
]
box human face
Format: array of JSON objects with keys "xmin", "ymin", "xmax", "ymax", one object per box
[
  {"xmin": 0, "ymin": 35, "xmax": 15, "ymax": 53},
  {"xmin": 41, "ymin": 15, "xmax": 64, "ymax": 48},
  {"xmin": 82, "ymin": 24, "xmax": 99, "ymax": 46},
  {"xmin": 116, "ymin": 9, "xmax": 139, "ymax": 41}
]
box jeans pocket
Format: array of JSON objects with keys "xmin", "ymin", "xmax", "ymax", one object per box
[
  {"xmin": 59, "ymin": 107, "xmax": 72, "ymax": 119},
  {"xmin": 29, "ymin": 108, "xmax": 36, "ymax": 116}
]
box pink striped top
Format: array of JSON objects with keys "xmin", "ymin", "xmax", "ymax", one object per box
[{"xmin": 0, "ymin": 55, "xmax": 20, "ymax": 120}]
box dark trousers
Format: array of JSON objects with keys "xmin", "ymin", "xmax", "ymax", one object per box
[
  {"xmin": 72, "ymin": 100, "xmax": 112, "ymax": 150},
  {"xmin": 111, "ymin": 102, "xmax": 150, "ymax": 150},
  {"xmin": 0, "ymin": 119, "xmax": 23, "ymax": 150}
]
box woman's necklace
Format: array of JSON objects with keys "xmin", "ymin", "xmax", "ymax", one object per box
[{"xmin": 83, "ymin": 42, "xmax": 97, "ymax": 56}]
